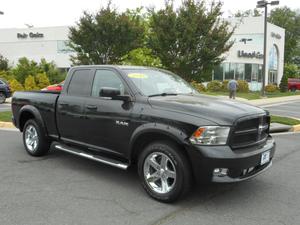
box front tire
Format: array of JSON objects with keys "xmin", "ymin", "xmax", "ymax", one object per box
[
  {"xmin": 138, "ymin": 141, "xmax": 192, "ymax": 203},
  {"xmin": 23, "ymin": 119, "xmax": 51, "ymax": 156}
]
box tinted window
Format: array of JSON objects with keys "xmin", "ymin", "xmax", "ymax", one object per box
[
  {"xmin": 68, "ymin": 69, "xmax": 93, "ymax": 96},
  {"xmin": 92, "ymin": 70, "xmax": 126, "ymax": 97}
]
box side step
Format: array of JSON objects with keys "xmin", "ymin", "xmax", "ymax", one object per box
[{"xmin": 54, "ymin": 144, "xmax": 129, "ymax": 170}]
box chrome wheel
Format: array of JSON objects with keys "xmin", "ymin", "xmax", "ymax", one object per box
[
  {"xmin": 143, "ymin": 152, "xmax": 176, "ymax": 194},
  {"xmin": 25, "ymin": 125, "xmax": 39, "ymax": 152}
]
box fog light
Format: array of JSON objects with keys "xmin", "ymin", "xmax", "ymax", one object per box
[{"xmin": 213, "ymin": 168, "xmax": 228, "ymax": 177}]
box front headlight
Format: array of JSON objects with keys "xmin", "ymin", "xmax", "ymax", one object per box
[{"xmin": 189, "ymin": 126, "xmax": 230, "ymax": 145}]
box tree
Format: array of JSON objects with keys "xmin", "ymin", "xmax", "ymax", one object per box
[
  {"xmin": 69, "ymin": 3, "xmax": 145, "ymax": 65},
  {"xmin": 24, "ymin": 75, "xmax": 38, "ymax": 91},
  {"xmin": 8, "ymin": 79, "xmax": 24, "ymax": 92},
  {"xmin": 147, "ymin": 0, "xmax": 234, "ymax": 81},
  {"xmin": 0, "ymin": 54, "xmax": 9, "ymax": 71},
  {"xmin": 12, "ymin": 57, "xmax": 39, "ymax": 84},
  {"xmin": 35, "ymin": 72, "xmax": 50, "ymax": 89},
  {"xmin": 38, "ymin": 58, "xmax": 66, "ymax": 84},
  {"xmin": 269, "ymin": 7, "xmax": 300, "ymax": 64},
  {"xmin": 121, "ymin": 48, "xmax": 162, "ymax": 67},
  {"xmin": 232, "ymin": 9, "xmax": 262, "ymax": 18},
  {"xmin": 284, "ymin": 63, "xmax": 299, "ymax": 78},
  {"xmin": 279, "ymin": 73, "xmax": 288, "ymax": 92}
]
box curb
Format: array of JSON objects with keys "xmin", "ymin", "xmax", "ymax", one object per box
[
  {"xmin": 291, "ymin": 124, "xmax": 300, "ymax": 132},
  {"xmin": 0, "ymin": 121, "xmax": 15, "ymax": 129}
]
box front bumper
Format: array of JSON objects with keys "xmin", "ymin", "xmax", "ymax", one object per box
[{"xmin": 186, "ymin": 136, "xmax": 275, "ymax": 183}]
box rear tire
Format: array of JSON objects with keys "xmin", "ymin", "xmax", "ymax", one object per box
[
  {"xmin": 0, "ymin": 92, "xmax": 6, "ymax": 104},
  {"xmin": 23, "ymin": 119, "xmax": 51, "ymax": 156},
  {"xmin": 138, "ymin": 141, "xmax": 192, "ymax": 203},
  {"xmin": 291, "ymin": 87, "xmax": 297, "ymax": 92}
]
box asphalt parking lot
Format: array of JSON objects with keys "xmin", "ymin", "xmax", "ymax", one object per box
[
  {"xmin": 0, "ymin": 129, "xmax": 299, "ymax": 225},
  {"xmin": 263, "ymin": 100, "xmax": 300, "ymax": 119}
]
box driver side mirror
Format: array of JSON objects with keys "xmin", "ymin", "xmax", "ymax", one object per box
[{"xmin": 99, "ymin": 87, "xmax": 132, "ymax": 102}]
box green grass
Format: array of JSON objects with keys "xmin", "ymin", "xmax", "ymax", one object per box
[
  {"xmin": 0, "ymin": 111, "xmax": 12, "ymax": 122},
  {"xmin": 204, "ymin": 91, "xmax": 300, "ymax": 100},
  {"xmin": 271, "ymin": 115, "xmax": 300, "ymax": 126}
]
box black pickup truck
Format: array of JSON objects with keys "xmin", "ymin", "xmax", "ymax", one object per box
[{"xmin": 12, "ymin": 65, "xmax": 275, "ymax": 202}]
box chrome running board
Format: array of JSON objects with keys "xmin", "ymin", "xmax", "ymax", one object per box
[{"xmin": 54, "ymin": 144, "xmax": 128, "ymax": 170}]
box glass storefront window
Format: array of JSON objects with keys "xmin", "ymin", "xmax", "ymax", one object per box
[
  {"xmin": 245, "ymin": 64, "xmax": 252, "ymax": 82},
  {"xmin": 213, "ymin": 64, "xmax": 223, "ymax": 80},
  {"xmin": 235, "ymin": 63, "xmax": 244, "ymax": 80},
  {"xmin": 224, "ymin": 63, "xmax": 234, "ymax": 80},
  {"xmin": 57, "ymin": 40, "xmax": 74, "ymax": 53}
]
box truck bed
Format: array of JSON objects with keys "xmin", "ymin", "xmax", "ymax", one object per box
[{"xmin": 12, "ymin": 91, "xmax": 60, "ymax": 138}]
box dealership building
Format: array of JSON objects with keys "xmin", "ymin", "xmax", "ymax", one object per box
[
  {"xmin": 213, "ymin": 17, "xmax": 285, "ymax": 91},
  {"xmin": 0, "ymin": 16, "xmax": 285, "ymax": 90}
]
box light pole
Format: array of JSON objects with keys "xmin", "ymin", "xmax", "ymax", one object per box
[{"xmin": 256, "ymin": 0, "xmax": 279, "ymax": 97}]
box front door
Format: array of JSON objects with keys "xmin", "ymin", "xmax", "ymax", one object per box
[{"xmin": 84, "ymin": 69, "xmax": 134, "ymax": 156}]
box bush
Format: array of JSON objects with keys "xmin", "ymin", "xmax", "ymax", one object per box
[
  {"xmin": 8, "ymin": 79, "xmax": 24, "ymax": 92},
  {"xmin": 279, "ymin": 73, "xmax": 288, "ymax": 92},
  {"xmin": 35, "ymin": 72, "xmax": 50, "ymax": 89},
  {"xmin": 221, "ymin": 80, "xmax": 229, "ymax": 91},
  {"xmin": 207, "ymin": 80, "xmax": 222, "ymax": 92},
  {"xmin": 24, "ymin": 75, "xmax": 38, "ymax": 91},
  {"xmin": 237, "ymin": 80, "xmax": 249, "ymax": 92},
  {"xmin": 191, "ymin": 81, "xmax": 206, "ymax": 92},
  {"xmin": 265, "ymin": 84, "xmax": 278, "ymax": 93}
]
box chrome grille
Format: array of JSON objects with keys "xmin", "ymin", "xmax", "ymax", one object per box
[{"xmin": 230, "ymin": 115, "xmax": 270, "ymax": 149}]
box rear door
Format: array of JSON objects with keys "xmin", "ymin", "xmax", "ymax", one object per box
[{"xmin": 56, "ymin": 68, "xmax": 94, "ymax": 144}]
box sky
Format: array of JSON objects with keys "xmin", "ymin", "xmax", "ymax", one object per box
[{"xmin": 0, "ymin": 0, "xmax": 299, "ymax": 28}]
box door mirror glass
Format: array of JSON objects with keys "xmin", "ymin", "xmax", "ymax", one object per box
[{"xmin": 99, "ymin": 87, "xmax": 120, "ymax": 98}]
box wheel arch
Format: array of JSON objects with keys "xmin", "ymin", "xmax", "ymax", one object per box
[
  {"xmin": 18, "ymin": 105, "xmax": 47, "ymax": 135},
  {"xmin": 129, "ymin": 123, "xmax": 190, "ymax": 163}
]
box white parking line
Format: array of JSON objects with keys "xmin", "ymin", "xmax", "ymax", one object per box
[{"xmin": 0, "ymin": 128, "xmax": 19, "ymax": 132}]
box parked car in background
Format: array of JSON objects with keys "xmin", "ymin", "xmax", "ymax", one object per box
[
  {"xmin": 43, "ymin": 81, "xmax": 64, "ymax": 92},
  {"xmin": 288, "ymin": 78, "xmax": 300, "ymax": 92},
  {"xmin": 0, "ymin": 78, "xmax": 12, "ymax": 104}
]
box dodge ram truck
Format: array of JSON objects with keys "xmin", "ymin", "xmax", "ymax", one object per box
[{"xmin": 12, "ymin": 65, "xmax": 275, "ymax": 202}]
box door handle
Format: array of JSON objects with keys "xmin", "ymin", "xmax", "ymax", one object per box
[{"xmin": 86, "ymin": 105, "xmax": 97, "ymax": 110}]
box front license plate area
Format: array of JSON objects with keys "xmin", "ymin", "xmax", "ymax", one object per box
[{"xmin": 261, "ymin": 151, "xmax": 270, "ymax": 165}]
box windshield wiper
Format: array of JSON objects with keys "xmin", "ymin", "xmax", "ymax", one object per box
[{"xmin": 148, "ymin": 93, "xmax": 178, "ymax": 97}]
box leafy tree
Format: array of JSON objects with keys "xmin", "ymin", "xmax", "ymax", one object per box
[
  {"xmin": 12, "ymin": 57, "xmax": 39, "ymax": 84},
  {"xmin": 147, "ymin": 0, "xmax": 234, "ymax": 81},
  {"xmin": 69, "ymin": 3, "xmax": 145, "ymax": 65},
  {"xmin": 279, "ymin": 73, "xmax": 288, "ymax": 92},
  {"xmin": 24, "ymin": 75, "xmax": 38, "ymax": 91},
  {"xmin": 0, "ymin": 54, "xmax": 9, "ymax": 71},
  {"xmin": 121, "ymin": 48, "xmax": 162, "ymax": 67},
  {"xmin": 284, "ymin": 63, "xmax": 299, "ymax": 78},
  {"xmin": 35, "ymin": 72, "xmax": 50, "ymax": 89},
  {"xmin": 269, "ymin": 7, "xmax": 300, "ymax": 64},
  {"xmin": 0, "ymin": 70, "xmax": 14, "ymax": 82},
  {"xmin": 232, "ymin": 9, "xmax": 262, "ymax": 18},
  {"xmin": 8, "ymin": 79, "xmax": 24, "ymax": 92},
  {"xmin": 38, "ymin": 58, "xmax": 66, "ymax": 84}
]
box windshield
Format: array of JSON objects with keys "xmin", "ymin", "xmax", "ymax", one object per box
[{"xmin": 123, "ymin": 69, "xmax": 197, "ymax": 96}]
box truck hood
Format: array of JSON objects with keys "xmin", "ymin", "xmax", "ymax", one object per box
[{"xmin": 148, "ymin": 94, "xmax": 267, "ymax": 125}]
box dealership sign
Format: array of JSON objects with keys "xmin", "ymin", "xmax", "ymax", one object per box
[
  {"xmin": 237, "ymin": 50, "xmax": 263, "ymax": 59},
  {"xmin": 17, "ymin": 32, "xmax": 44, "ymax": 39}
]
